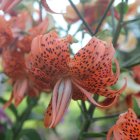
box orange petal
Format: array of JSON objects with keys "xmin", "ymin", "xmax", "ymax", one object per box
[
  {"xmin": 70, "ymin": 37, "xmax": 106, "ymax": 80},
  {"xmin": 91, "ymin": 78, "xmax": 127, "ymax": 98},
  {"xmin": 27, "ymin": 31, "xmax": 72, "ymax": 83},
  {"xmin": 106, "ymin": 125, "xmax": 115, "ymax": 140},
  {"xmin": 107, "ymin": 108, "xmax": 140, "ymax": 140},
  {"xmin": 13, "ymin": 79, "xmax": 28, "ymax": 106},
  {"xmin": 94, "ymin": 43, "xmax": 115, "ymax": 78},
  {"xmin": 53, "ymin": 79, "xmax": 72, "ymax": 127},
  {"xmin": 16, "ymin": 36, "xmax": 32, "ymax": 53},
  {"xmin": 2, "ymin": 48, "xmax": 25, "ymax": 79},
  {"xmin": 29, "ymin": 18, "xmax": 49, "ymax": 37},
  {"xmin": 72, "ymin": 83, "xmax": 87, "ymax": 101},
  {"xmin": 44, "ymin": 100, "xmax": 53, "ymax": 127},
  {"xmin": 44, "ymin": 78, "xmax": 72, "ymax": 128},
  {"xmin": 73, "ymin": 80, "xmax": 119, "ymax": 108}
]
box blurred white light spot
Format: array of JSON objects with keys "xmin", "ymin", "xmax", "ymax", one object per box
[
  {"xmin": 33, "ymin": 1, "xmax": 39, "ymax": 10},
  {"xmin": 0, "ymin": 10, "xmax": 4, "ymax": 15},
  {"xmin": 45, "ymin": 0, "xmax": 80, "ymax": 13},
  {"xmin": 33, "ymin": 12, "xmax": 39, "ymax": 21},
  {"xmin": 5, "ymin": 14, "xmax": 11, "ymax": 20},
  {"xmin": 114, "ymin": 0, "xmax": 136, "ymax": 6}
]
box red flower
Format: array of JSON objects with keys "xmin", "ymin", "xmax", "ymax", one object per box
[
  {"xmin": 107, "ymin": 108, "xmax": 140, "ymax": 140},
  {"xmin": 26, "ymin": 31, "xmax": 126, "ymax": 128}
]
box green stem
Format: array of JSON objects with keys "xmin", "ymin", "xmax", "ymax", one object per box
[
  {"xmin": 121, "ymin": 54, "xmax": 140, "ymax": 69},
  {"xmin": 39, "ymin": 1, "xmax": 43, "ymax": 22},
  {"xmin": 122, "ymin": 16, "xmax": 140, "ymax": 26},
  {"xmin": 68, "ymin": 0, "xmax": 94, "ymax": 36},
  {"xmin": 112, "ymin": 0, "xmax": 125, "ymax": 46},
  {"xmin": 82, "ymin": 132, "xmax": 107, "ymax": 138},
  {"xmin": 12, "ymin": 97, "xmax": 38, "ymax": 140},
  {"xmin": 78, "ymin": 95, "xmax": 99, "ymax": 140},
  {"xmin": 91, "ymin": 113, "xmax": 119, "ymax": 122},
  {"xmin": 111, "ymin": 5, "xmax": 115, "ymax": 36},
  {"xmin": 83, "ymin": 95, "xmax": 99, "ymax": 132},
  {"xmin": 93, "ymin": 0, "xmax": 115, "ymax": 36}
]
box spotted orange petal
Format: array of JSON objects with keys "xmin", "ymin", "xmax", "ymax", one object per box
[
  {"xmin": 70, "ymin": 37, "xmax": 106, "ymax": 80},
  {"xmin": 44, "ymin": 100, "xmax": 53, "ymax": 127},
  {"xmin": 26, "ymin": 31, "xmax": 72, "ymax": 90},
  {"xmin": 107, "ymin": 108, "xmax": 140, "ymax": 140},
  {"xmin": 70, "ymin": 37, "xmax": 126, "ymax": 100},
  {"xmin": 2, "ymin": 48, "xmax": 25, "ymax": 79}
]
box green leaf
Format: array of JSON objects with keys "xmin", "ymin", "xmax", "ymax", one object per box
[
  {"xmin": 17, "ymin": 129, "xmax": 42, "ymax": 140},
  {"xmin": 0, "ymin": 132, "xmax": 5, "ymax": 140},
  {"xmin": 116, "ymin": 2, "xmax": 128, "ymax": 14},
  {"xmin": 0, "ymin": 98, "xmax": 18, "ymax": 119},
  {"xmin": 5, "ymin": 129, "xmax": 13, "ymax": 140},
  {"xmin": 82, "ymin": 132, "xmax": 106, "ymax": 138},
  {"xmin": 121, "ymin": 54, "xmax": 140, "ymax": 69},
  {"xmin": 133, "ymin": 98, "xmax": 140, "ymax": 116}
]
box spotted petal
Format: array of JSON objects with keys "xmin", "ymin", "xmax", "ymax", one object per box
[
  {"xmin": 26, "ymin": 31, "xmax": 72, "ymax": 90},
  {"xmin": 107, "ymin": 109, "xmax": 140, "ymax": 140},
  {"xmin": 2, "ymin": 48, "xmax": 25, "ymax": 79},
  {"xmin": 70, "ymin": 37, "xmax": 106, "ymax": 80}
]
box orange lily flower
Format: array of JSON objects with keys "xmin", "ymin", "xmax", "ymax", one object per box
[
  {"xmin": 1, "ymin": 17, "xmax": 48, "ymax": 107},
  {"xmin": 107, "ymin": 108, "xmax": 140, "ymax": 140},
  {"xmin": 26, "ymin": 31, "xmax": 126, "ymax": 128},
  {"xmin": 2, "ymin": 47, "xmax": 39, "ymax": 108},
  {"xmin": 0, "ymin": 0, "xmax": 22, "ymax": 13}
]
